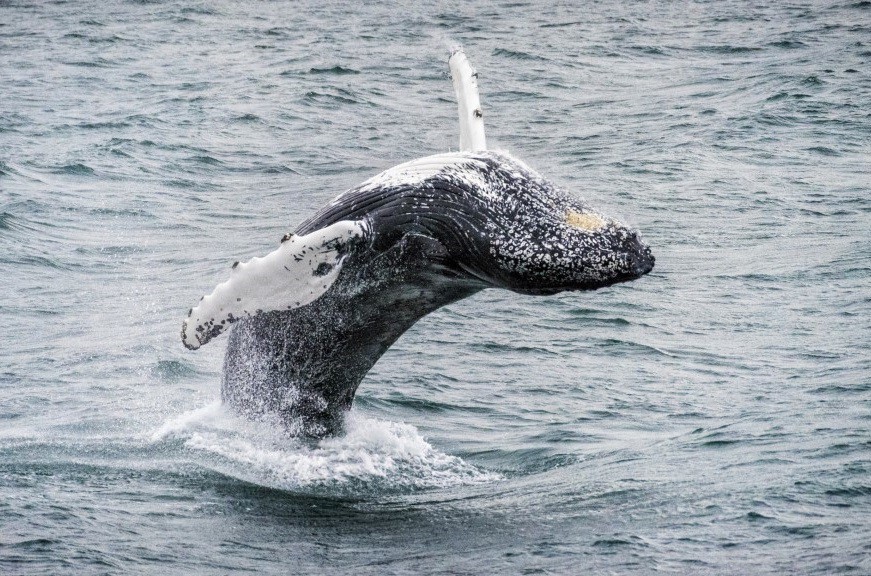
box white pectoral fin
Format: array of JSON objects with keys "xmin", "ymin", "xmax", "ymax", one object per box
[
  {"xmin": 449, "ymin": 48, "xmax": 487, "ymax": 152},
  {"xmin": 181, "ymin": 219, "xmax": 369, "ymax": 350}
]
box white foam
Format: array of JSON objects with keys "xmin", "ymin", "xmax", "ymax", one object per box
[
  {"xmin": 152, "ymin": 404, "xmax": 500, "ymax": 493},
  {"xmin": 150, "ymin": 402, "xmax": 225, "ymax": 442}
]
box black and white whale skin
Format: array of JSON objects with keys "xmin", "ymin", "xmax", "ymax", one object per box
[
  {"xmin": 183, "ymin": 151, "xmax": 654, "ymax": 435},
  {"xmin": 181, "ymin": 52, "xmax": 654, "ymax": 436}
]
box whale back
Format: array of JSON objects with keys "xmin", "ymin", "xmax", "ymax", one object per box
[
  {"xmin": 223, "ymin": 156, "xmax": 506, "ymax": 434},
  {"xmin": 220, "ymin": 150, "xmax": 653, "ymax": 435},
  {"xmin": 222, "ymin": 228, "xmax": 483, "ymax": 436}
]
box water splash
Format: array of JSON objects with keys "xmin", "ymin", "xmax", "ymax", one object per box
[{"xmin": 152, "ymin": 403, "xmax": 500, "ymax": 495}]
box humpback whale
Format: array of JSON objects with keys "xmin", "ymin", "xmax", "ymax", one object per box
[{"xmin": 182, "ymin": 51, "xmax": 654, "ymax": 436}]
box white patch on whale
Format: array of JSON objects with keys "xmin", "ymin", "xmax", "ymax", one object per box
[{"xmin": 182, "ymin": 219, "xmax": 369, "ymax": 350}]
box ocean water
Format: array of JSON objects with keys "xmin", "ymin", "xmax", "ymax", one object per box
[{"xmin": 1, "ymin": 0, "xmax": 869, "ymax": 573}]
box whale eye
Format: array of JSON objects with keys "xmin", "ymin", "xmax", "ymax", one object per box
[{"xmin": 565, "ymin": 209, "xmax": 605, "ymax": 231}]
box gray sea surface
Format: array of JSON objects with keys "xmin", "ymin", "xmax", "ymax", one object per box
[{"xmin": 2, "ymin": 0, "xmax": 870, "ymax": 574}]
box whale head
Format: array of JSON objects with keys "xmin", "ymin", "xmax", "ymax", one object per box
[
  {"xmin": 334, "ymin": 151, "xmax": 654, "ymax": 296},
  {"xmin": 469, "ymin": 153, "xmax": 655, "ymax": 295}
]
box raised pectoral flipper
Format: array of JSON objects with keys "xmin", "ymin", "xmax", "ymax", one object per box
[
  {"xmin": 449, "ymin": 48, "xmax": 487, "ymax": 152},
  {"xmin": 182, "ymin": 219, "xmax": 369, "ymax": 350}
]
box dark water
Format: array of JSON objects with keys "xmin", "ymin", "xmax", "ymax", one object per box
[{"xmin": 2, "ymin": 0, "xmax": 870, "ymax": 573}]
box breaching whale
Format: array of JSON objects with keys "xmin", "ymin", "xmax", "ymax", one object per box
[{"xmin": 182, "ymin": 51, "xmax": 654, "ymax": 436}]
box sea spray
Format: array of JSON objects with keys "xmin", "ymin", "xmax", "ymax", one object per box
[{"xmin": 153, "ymin": 403, "xmax": 500, "ymax": 494}]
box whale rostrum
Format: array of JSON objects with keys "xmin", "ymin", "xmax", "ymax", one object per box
[{"xmin": 182, "ymin": 50, "xmax": 654, "ymax": 436}]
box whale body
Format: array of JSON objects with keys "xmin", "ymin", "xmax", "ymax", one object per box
[{"xmin": 181, "ymin": 52, "xmax": 654, "ymax": 436}]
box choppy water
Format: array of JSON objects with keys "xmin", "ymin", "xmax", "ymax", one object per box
[{"xmin": 2, "ymin": 0, "xmax": 870, "ymax": 573}]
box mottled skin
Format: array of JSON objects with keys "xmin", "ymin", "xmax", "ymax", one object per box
[{"xmin": 222, "ymin": 151, "xmax": 654, "ymax": 436}]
